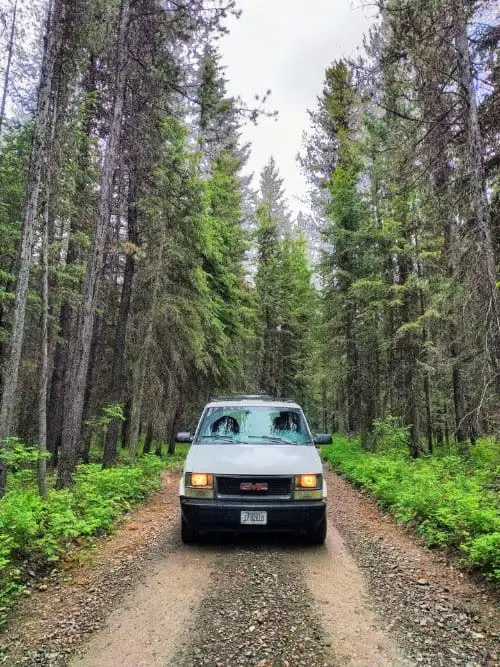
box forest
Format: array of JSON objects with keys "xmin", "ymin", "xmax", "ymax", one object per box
[{"xmin": 0, "ymin": 0, "xmax": 498, "ymax": 599}]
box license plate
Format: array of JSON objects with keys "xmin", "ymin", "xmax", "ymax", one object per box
[{"xmin": 241, "ymin": 511, "xmax": 267, "ymax": 525}]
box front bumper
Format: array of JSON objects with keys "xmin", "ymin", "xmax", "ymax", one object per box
[{"xmin": 180, "ymin": 497, "xmax": 326, "ymax": 533}]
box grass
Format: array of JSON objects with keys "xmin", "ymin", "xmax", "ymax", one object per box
[
  {"xmin": 0, "ymin": 444, "xmax": 189, "ymax": 622},
  {"xmin": 322, "ymin": 435, "xmax": 500, "ymax": 580}
]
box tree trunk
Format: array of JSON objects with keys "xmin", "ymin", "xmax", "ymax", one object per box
[
  {"xmin": 47, "ymin": 56, "xmax": 97, "ymax": 463},
  {"xmin": 429, "ymin": 76, "xmax": 472, "ymax": 454},
  {"xmin": 435, "ymin": 418, "xmax": 443, "ymax": 448},
  {"xmin": 0, "ymin": 0, "xmax": 17, "ymax": 138},
  {"xmin": 423, "ymin": 372, "xmax": 433, "ymax": 454},
  {"xmin": 38, "ymin": 187, "xmax": 50, "ymax": 499},
  {"xmin": 450, "ymin": 337, "xmax": 468, "ymax": 449},
  {"xmin": 418, "ymin": 283, "xmax": 433, "ymax": 454},
  {"xmin": 408, "ymin": 368, "xmax": 420, "ymax": 458},
  {"xmin": 38, "ymin": 58, "xmax": 62, "ymax": 495},
  {"xmin": 128, "ymin": 363, "xmax": 144, "ymax": 458},
  {"xmin": 167, "ymin": 398, "xmax": 182, "ymax": 456},
  {"xmin": 321, "ymin": 378, "xmax": 327, "ymax": 433},
  {"xmin": 128, "ymin": 235, "xmax": 164, "ymax": 458},
  {"xmin": 0, "ymin": 0, "xmax": 63, "ymax": 495},
  {"xmin": 57, "ymin": 0, "xmax": 130, "ymax": 488},
  {"xmin": 47, "ymin": 301, "xmax": 71, "ymax": 466},
  {"xmin": 102, "ymin": 171, "xmax": 138, "ymax": 468},
  {"xmin": 121, "ymin": 398, "xmax": 131, "ymax": 447},
  {"xmin": 345, "ymin": 304, "xmax": 359, "ymax": 433},
  {"xmin": 142, "ymin": 423, "xmax": 153, "ymax": 455},
  {"xmin": 360, "ymin": 373, "xmax": 377, "ymax": 450},
  {"xmin": 453, "ymin": 0, "xmax": 500, "ymax": 393},
  {"xmin": 444, "ymin": 402, "xmax": 450, "ymax": 447},
  {"xmin": 80, "ymin": 315, "xmax": 104, "ymax": 464}
]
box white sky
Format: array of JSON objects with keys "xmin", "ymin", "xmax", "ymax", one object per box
[{"xmin": 220, "ymin": 0, "xmax": 376, "ymax": 216}]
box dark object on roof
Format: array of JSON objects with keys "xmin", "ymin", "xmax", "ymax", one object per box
[{"xmin": 209, "ymin": 394, "xmax": 296, "ymax": 403}]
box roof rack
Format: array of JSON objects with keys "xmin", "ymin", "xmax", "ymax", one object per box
[
  {"xmin": 209, "ymin": 394, "xmax": 296, "ymax": 402},
  {"xmin": 210, "ymin": 394, "xmax": 272, "ymax": 401}
]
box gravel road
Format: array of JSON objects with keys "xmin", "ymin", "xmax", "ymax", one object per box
[
  {"xmin": 171, "ymin": 529, "xmax": 407, "ymax": 667},
  {"xmin": 1, "ymin": 468, "xmax": 498, "ymax": 667}
]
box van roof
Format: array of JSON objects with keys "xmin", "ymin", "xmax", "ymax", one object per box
[{"xmin": 206, "ymin": 398, "xmax": 301, "ymax": 410}]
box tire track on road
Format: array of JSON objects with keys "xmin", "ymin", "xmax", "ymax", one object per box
[
  {"xmin": 173, "ymin": 542, "xmax": 336, "ymax": 667},
  {"xmin": 71, "ymin": 538, "xmax": 216, "ymax": 667}
]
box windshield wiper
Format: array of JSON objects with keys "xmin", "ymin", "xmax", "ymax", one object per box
[
  {"xmin": 246, "ymin": 435, "xmax": 296, "ymax": 444},
  {"xmin": 198, "ymin": 435, "xmax": 244, "ymax": 443}
]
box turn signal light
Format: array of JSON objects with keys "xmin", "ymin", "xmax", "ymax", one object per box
[
  {"xmin": 296, "ymin": 474, "xmax": 319, "ymax": 489},
  {"xmin": 187, "ymin": 473, "xmax": 213, "ymax": 488}
]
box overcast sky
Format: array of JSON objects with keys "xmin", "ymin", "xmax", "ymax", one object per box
[{"xmin": 220, "ymin": 0, "xmax": 376, "ymax": 215}]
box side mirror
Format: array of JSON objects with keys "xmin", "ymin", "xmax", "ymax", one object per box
[
  {"xmin": 314, "ymin": 433, "xmax": 332, "ymax": 446},
  {"xmin": 176, "ymin": 432, "xmax": 193, "ymax": 443}
]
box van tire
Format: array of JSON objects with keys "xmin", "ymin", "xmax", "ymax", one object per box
[
  {"xmin": 181, "ymin": 516, "xmax": 198, "ymax": 543},
  {"xmin": 307, "ymin": 514, "xmax": 327, "ymax": 545}
]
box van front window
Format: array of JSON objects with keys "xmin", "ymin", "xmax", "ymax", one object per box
[{"xmin": 195, "ymin": 406, "xmax": 312, "ymax": 445}]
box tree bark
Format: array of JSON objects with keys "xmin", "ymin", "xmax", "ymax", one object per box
[
  {"xmin": 166, "ymin": 396, "xmax": 182, "ymax": 456},
  {"xmin": 142, "ymin": 423, "xmax": 153, "ymax": 455},
  {"xmin": 408, "ymin": 369, "xmax": 420, "ymax": 458},
  {"xmin": 450, "ymin": 336, "xmax": 468, "ymax": 448},
  {"xmin": 57, "ymin": 0, "xmax": 130, "ymax": 488},
  {"xmin": 0, "ymin": 0, "xmax": 17, "ymax": 139},
  {"xmin": 47, "ymin": 300, "xmax": 70, "ymax": 466},
  {"xmin": 345, "ymin": 304, "xmax": 359, "ymax": 433},
  {"xmin": 154, "ymin": 438, "xmax": 162, "ymax": 457},
  {"xmin": 47, "ymin": 55, "xmax": 97, "ymax": 462},
  {"xmin": 38, "ymin": 186, "xmax": 50, "ymax": 499},
  {"xmin": 321, "ymin": 378, "xmax": 327, "ymax": 433},
  {"xmin": 395, "ymin": 251, "xmax": 420, "ymax": 457},
  {"xmin": 121, "ymin": 398, "xmax": 131, "ymax": 447},
  {"xmin": 417, "ymin": 272, "xmax": 433, "ymax": 455},
  {"xmin": 0, "ymin": 0, "xmax": 63, "ymax": 495},
  {"xmin": 452, "ymin": 0, "xmax": 500, "ymax": 393},
  {"xmin": 102, "ymin": 171, "xmax": 138, "ymax": 468},
  {"xmin": 80, "ymin": 314, "xmax": 104, "ymax": 464},
  {"xmin": 423, "ymin": 371, "xmax": 433, "ymax": 454},
  {"xmin": 128, "ymin": 231, "xmax": 164, "ymax": 458}
]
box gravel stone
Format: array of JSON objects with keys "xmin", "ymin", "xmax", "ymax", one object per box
[
  {"xmin": 325, "ymin": 468, "xmax": 499, "ymax": 667},
  {"xmin": 173, "ymin": 544, "xmax": 335, "ymax": 667}
]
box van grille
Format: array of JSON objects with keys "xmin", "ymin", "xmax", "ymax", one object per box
[{"xmin": 216, "ymin": 476, "xmax": 292, "ymax": 497}]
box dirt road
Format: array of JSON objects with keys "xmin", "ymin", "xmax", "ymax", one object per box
[
  {"xmin": 70, "ymin": 525, "xmax": 405, "ymax": 667},
  {"xmin": 2, "ymin": 469, "xmax": 498, "ymax": 667}
]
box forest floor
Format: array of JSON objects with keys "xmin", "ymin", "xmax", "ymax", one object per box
[{"xmin": 0, "ymin": 468, "xmax": 498, "ymax": 667}]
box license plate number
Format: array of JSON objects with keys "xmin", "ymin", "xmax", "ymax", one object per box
[{"xmin": 241, "ymin": 511, "xmax": 267, "ymax": 525}]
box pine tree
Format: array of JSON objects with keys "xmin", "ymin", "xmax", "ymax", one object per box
[
  {"xmin": 254, "ymin": 158, "xmax": 315, "ymax": 400},
  {"xmin": 0, "ymin": 0, "xmax": 66, "ymax": 494}
]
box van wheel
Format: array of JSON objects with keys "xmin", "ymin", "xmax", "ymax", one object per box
[
  {"xmin": 181, "ymin": 516, "xmax": 198, "ymax": 543},
  {"xmin": 307, "ymin": 514, "xmax": 327, "ymax": 545}
]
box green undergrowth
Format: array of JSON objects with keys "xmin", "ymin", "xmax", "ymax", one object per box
[
  {"xmin": 0, "ymin": 445, "xmax": 188, "ymax": 623},
  {"xmin": 323, "ymin": 435, "xmax": 500, "ymax": 580}
]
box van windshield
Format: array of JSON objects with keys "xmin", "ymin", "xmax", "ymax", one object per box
[{"xmin": 194, "ymin": 406, "xmax": 313, "ymax": 445}]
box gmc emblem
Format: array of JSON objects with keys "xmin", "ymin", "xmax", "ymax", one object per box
[{"xmin": 240, "ymin": 481, "xmax": 268, "ymax": 492}]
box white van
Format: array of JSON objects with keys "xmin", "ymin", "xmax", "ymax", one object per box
[{"xmin": 177, "ymin": 396, "xmax": 332, "ymax": 544}]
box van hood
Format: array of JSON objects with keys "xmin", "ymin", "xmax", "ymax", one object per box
[{"xmin": 184, "ymin": 443, "xmax": 322, "ymax": 476}]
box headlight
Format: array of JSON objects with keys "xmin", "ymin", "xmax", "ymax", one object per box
[
  {"xmin": 296, "ymin": 474, "xmax": 320, "ymax": 489},
  {"xmin": 185, "ymin": 472, "xmax": 214, "ymax": 498},
  {"xmin": 187, "ymin": 473, "xmax": 213, "ymax": 488},
  {"xmin": 294, "ymin": 474, "xmax": 322, "ymax": 500}
]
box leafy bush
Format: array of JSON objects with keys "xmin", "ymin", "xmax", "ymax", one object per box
[
  {"xmin": 372, "ymin": 416, "xmax": 409, "ymax": 453},
  {"xmin": 461, "ymin": 532, "xmax": 500, "ymax": 579},
  {"xmin": 0, "ymin": 447, "xmax": 188, "ymax": 621},
  {"xmin": 323, "ymin": 436, "xmax": 500, "ymax": 579},
  {"xmin": 1, "ymin": 438, "xmax": 50, "ymax": 489}
]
